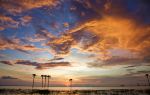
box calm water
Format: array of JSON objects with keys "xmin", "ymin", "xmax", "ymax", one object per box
[
  {"xmin": 0, "ymin": 86, "xmax": 149, "ymax": 90},
  {"xmin": 0, "ymin": 86, "xmax": 150, "ymax": 95}
]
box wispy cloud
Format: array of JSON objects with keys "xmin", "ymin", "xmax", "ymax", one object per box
[
  {"xmin": 0, "ymin": 59, "xmax": 71, "ymax": 70},
  {"xmin": 0, "ymin": 0, "xmax": 60, "ymax": 14},
  {"xmin": 77, "ymin": 74, "xmax": 147, "ymax": 86},
  {"xmin": 1, "ymin": 76, "xmax": 18, "ymax": 79},
  {"xmin": 0, "ymin": 35, "xmax": 49, "ymax": 53},
  {"xmin": 0, "ymin": 15, "xmax": 19, "ymax": 31},
  {"xmin": 0, "ymin": 15, "xmax": 32, "ymax": 31}
]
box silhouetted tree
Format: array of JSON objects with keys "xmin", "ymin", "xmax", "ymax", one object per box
[
  {"xmin": 32, "ymin": 74, "xmax": 36, "ymax": 89},
  {"xmin": 44, "ymin": 75, "xmax": 47, "ymax": 87},
  {"xmin": 47, "ymin": 75, "xmax": 51, "ymax": 87},
  {"xmin": 41, "ymin": 75, "xmax": 44, "ymax": 87},
  {"xmin": 145, "ymin": 74, "xmax": 150, "ymax": 86},
  {"xmin": 69, "ymin": 79, "xmax": 73, "ymax": 90}
]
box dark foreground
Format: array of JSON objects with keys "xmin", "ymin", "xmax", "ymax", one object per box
[{"xmin": 0, "ymin": 89, "xmax": 150, "ymax": 95}]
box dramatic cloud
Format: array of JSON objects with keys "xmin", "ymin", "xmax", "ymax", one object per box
[
  {"xmin": 46, "ymin": 15, "xmax": 150, "ymax": 67},
  {"xmin": 0, "ymin": 60, "xmax": 71, "ymax": 70},
  {"xmin": 0, "ymin": 0, "xmax": 60, "ymax": 14}
]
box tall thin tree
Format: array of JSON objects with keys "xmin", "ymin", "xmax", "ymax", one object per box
[
  {"xmin": 44, "ymin": 75, "xmax": 47, "ymax": 87},
  {"xmin": 69, "ymin": 79, "xmax": 73, "ymax": 90},
  {"xmin": 47, "ymin": 75, "xmax": 51, "ymax": 87},
  {"xmin": 145, "ymin": 74, "xmax": 150, "ymax": 86},
  {"xmin": 41, "ymin": 75, "xmax": 44, "ymax": 87},
  {"xmin": 32, "ymin": 74, "xmax": 36, "ymax": 89}
]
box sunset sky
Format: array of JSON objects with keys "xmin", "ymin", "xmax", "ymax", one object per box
[{"xmin": 0, "ymin": 0, "xmax": 150, "ymax": 87}]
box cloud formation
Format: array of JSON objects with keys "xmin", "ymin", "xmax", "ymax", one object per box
[
  {"xmin": 0, "ymin": 15, "xmax": 19, "ymax": 31},
  {"xmin": 0, "ymin": 59, "xmax": 71, "ymax": 70},
  {"xmin": 46, "ymin": 15, "xmax": 150, "ymax": 67},
  {"xmin": 1, "ymin": 76, "xmax": 18, "ymax": 79},
  {"xmin": 0, "ymin": 35, "xmax": 48, "ymax": 53},
  {"xmin": 0, "ymin": 0, "xmax": 60, "ymax": 14},
  {"xmin": 0, "ymin": 15, "xmax": 32, "ymax": 31}
]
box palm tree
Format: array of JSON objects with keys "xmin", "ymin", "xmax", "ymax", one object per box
[
  {"xmin": 32, "ymin": 74, "xmax": 36, "ymax": 89},
  {"xmin": 41, "ymin": 75, "xmax": 44, "ymax": 87},
  {"xmin": 145, "ymin": 74, "xmax": 150, "ymax": 86},
  {"xmin": 44, "ymin": 75, "xmax": 47, "ymax": 87},
  {"xmin": 69, "ymin": 79, "xmax": 73, "ymax": 90},
  {"xmin": 47, "ymin": 75, "xmax": 51, "ymax": 87}
]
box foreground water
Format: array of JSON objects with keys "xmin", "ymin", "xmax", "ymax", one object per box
[
  {"xmin": 0, "ymin": 86, "xmax": 150, "ymax": 95},
  {"xmin": 0, "ymin": 86, "xmax": 150, "ymax": 90}
]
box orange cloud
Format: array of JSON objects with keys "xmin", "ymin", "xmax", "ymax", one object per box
[
  {"xmin": 0, "ymin": 15, "xmax": 32, "ymax": 31},
  {"xmin": 47, "ymin": 34, "xmax": 75, "ymax": 55},
  {"xmin": 20, "ymin": 16, "xmax": 32, "ymax": 26},
  {"xmin": 0, "ymin": 15, "xmax": 19, "ymax": 30},
  {"xmin": 46, "ymin": 15, "xmax": 150, "ymax": 64},
  {"xmin": 0, "ymin": 0, "xmax": 60, "ymax": 14},
  {"xmin": 72, "ymin": 16, "xmax": 149, "ymax": 58}
]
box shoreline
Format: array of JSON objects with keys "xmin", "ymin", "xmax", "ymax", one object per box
[{"xmin": 0, "ymin": 88, "xmax": 150, "ymax": 95}]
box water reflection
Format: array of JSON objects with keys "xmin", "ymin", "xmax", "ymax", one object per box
[{"xmin": 0, "ymin": 89, "xmax": 150, "ymax": 95}]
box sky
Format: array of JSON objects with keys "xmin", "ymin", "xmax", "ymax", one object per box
[{"xmin": 0, "ymin": 0, "xmax": 150, "ymax": 87}]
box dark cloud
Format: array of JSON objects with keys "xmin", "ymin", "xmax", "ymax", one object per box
[
  {"xmin": 0, "ymin": 76, "xmax": 32, "ymax": 86},
  {"xmin": 0, "ymin": 61, "xmax": 12, "ymax": 65},
  {"xmin": 125, "ymin": 70, "xmax": 150, "ymax": 76},
  {"xmin": 70, "ymin": 0, "xmax": 150, "ymax": 25},
  {"xmin": 15, "ymin": 60, "xmax": 38, "ymax": 66},
  {"xmin": 36, "ymin": 62, "xmax": 71, "ymax": 70},
  {"xmin": 49, "ymin": 57, "xmax": 64, "ymax": 61},
  {"xmin": 137, "ymin": 70, "xmax": 150, "ymax": 74},
  {"xmin": 1, "ymin": 76, "xmax": 18, "ymax": 79},
  {"xmin": 124, "ymin": 65, "xmax": 138, "ymax": 68},
  {"xmin": 0, "ymin": 60, "xmax": 71, "ymax": 70}
]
